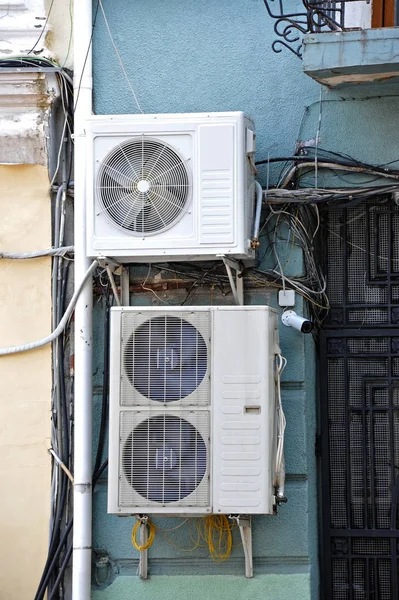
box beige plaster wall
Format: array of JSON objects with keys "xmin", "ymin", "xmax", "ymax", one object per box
[
  {"xmin": 45, "ymin": 0, "xmax": 74, "ymax": 70},
  {"xmin": 0, "ymin": 165, "xmax": 51, "ymax": 600}
]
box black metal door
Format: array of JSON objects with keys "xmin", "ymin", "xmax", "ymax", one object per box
[{"xmin": 320, "ymin": 198, "xmax": 399, "ymax": 599}]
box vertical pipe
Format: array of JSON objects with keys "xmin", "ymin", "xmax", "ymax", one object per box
[{"xmin": 72, "ymin": 0, "xmax": 93, "ymax": 598}]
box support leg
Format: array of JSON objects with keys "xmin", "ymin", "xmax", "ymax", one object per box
[
  {"xmin": 238, "ymin": 516, "xmax": 253, "ymax": 578},
  {"xmin": 121, "ymin": 266, "xmax": 130, "ymax": 306},
  {"xmin": 139, "ymin": 521, "xmax": 148, "ymax": 580},
  {"xmin": 220, "ymin": 256, "xmax": 244, "ymax": 306}
]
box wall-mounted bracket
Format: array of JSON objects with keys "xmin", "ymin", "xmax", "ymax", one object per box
[
  {"xmin": 138, "ymin": 516, "xmax": 149, "ymax": 580},
  {"xmin": 96, "ymin": 256, "xmax": 121, "ymax": 272},
  {"xmin": 229, "ymin": 514, "xmax": 253, "ymax": 577},
  {"xmin": 121, "ymin": 267, "xmax": 130, "ymax": 306},
  {"xmin": 218, "ymin": 255, "xmax": 244, "ymax": 305},
  {"xmin": 97, "ymin": 256, "xmax": 122, "ymax": 306}
]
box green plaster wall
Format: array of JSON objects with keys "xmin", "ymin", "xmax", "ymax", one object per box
[{"xmin": 92, "ymin": 573, "xmax": 311, "ymax": 600}]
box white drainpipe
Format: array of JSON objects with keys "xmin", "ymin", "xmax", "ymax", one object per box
[{"xmin": 72, "ymin": 0, "xmax": 93, "ymax": 598}]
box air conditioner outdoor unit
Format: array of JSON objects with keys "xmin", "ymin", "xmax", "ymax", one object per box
[
  {"xmin": 108, "ymin": 305, "xmax": 282, "ymax": 516},
  {"xmin": 86, "ymin": 112, "xmax": 256, "ymax": 262}
]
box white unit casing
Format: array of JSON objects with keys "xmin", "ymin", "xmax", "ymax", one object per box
[
  {"xmin": 108, "ymin": 305, "xmax": 279, "ymax": 516},
  {"xmin": 85, "ymin": 112, "xmax": 256, "ymax": 262}
]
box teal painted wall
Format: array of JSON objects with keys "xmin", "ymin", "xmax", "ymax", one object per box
[{"xmin": 91, "ymin": 1, "xmax": 399, "ymax": 599}]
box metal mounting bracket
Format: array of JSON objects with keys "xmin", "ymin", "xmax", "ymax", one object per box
[
  {"xmin": 97, "ymin": 256, "xmax": 123, "ymax": 306},
  {"xmin": 230, "ymin": 514, "xmax": 253, "ymax": 577},
  {"xmin": 96, "ymin": 256, "xmax": 122, "ymax": 273},
  {"xmin": 121, "ymin": 267, "xmax": 130, "ymax": 306},
  {"xmin": 137, "ymin": 516, "xmax": 149, "ymax": 580},
  {"xmin": 218, "ymin": 255, "xmax": 244, "ymax": 305}
]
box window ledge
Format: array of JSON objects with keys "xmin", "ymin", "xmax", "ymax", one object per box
[{"xmin": 303, "ymin": 28, "xmax": 399, "ymax": 88}]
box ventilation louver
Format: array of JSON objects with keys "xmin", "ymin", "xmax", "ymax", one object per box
[{"xmin": 96, "ymin": 137, "xmax": 191, "ymax": 235}]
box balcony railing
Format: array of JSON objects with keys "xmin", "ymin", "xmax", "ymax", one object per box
[{"xmin": 263, "ymin": 0, "xmax": 371, "ymax": 57}]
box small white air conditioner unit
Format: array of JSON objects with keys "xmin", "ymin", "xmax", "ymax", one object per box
[
  {"xmin": 85, "ymin": 112, "xmax": 256, "ymax": 262},
  {"xmin": 108, "ymin": 305, "xmax": 281, "ymax": 516}
]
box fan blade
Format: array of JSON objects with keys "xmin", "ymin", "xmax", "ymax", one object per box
[
  {"xmin": 120, "ymin": 197, "xmax": 145, "ymax": 229},
  {"xmin": 145, "ymin": 142, "xmax": 169, "ymax": 178},
  {"xmin": 150, "ymin": 185, "xmax": 185, "ymax": 219},
  {"xmin": 103, "ymin": 163, "xmax": 133, "ymax": 189}
]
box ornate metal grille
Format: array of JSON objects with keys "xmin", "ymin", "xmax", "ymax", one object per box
[
  {"xmin": 263, "ymin": 0, "xmax": 368, "ymax": 57},
  {"xmin": 319, "ymin": 198, "xmax": 399, "ymax": 599}
]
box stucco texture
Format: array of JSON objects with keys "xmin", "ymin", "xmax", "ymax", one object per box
[
  {"xmin": 90, "ymin": 1, "xmax": 319, "ymax": 597},
  {"xmin": 92, "ymin": 574, "xmax": 311, "ymax": 600},
  {"xmin": 0, "ymin": 165, "xmax": 51, "ymax": 600},
  {"xmin": 90, "ymin": 1, "xmax": 399, "ymax": 597}
]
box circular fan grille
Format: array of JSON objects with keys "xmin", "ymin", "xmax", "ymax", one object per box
[
  {"xmin": 124, "ymin": 315, "xmax": 207, "ymax": 403},
  {"xmin": 123, "ymin": 415, "xmax": 207, "ymax": 503},
  {"xmin": 96, "ymin": 137, "xmax": 191, "ymax": 235}
]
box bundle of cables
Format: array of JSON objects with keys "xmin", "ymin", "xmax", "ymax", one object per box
[{"xmin": 132, "ymin": 515, "xmax": 234, "ymax": 563}]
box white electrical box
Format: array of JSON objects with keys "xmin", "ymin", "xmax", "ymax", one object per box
[
  {"xmin": 108, "ymin": 305, "xmax": 279, "ymax": 515},
  {"xmin": 85, "ymin": 112, "xmax": 256, "ymax": 262}
]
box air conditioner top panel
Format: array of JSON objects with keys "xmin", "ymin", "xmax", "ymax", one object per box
[
  {"xmin": 86, "ymin": 111, "xmax": 254, "ymax": 128},
  {"xmin": 111, "ymin": 305, "xmax": 277, "ymax": 315}
]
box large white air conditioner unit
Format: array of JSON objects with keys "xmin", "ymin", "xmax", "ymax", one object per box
[
  {"xmin": 108, "ymin": 305, "xmax": 281, "ymax": 516},
  {"xmin": 85, "ymin": 112, "xmax": 256, "ymax": 262}
]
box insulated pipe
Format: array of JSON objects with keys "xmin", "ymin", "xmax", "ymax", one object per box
[
  {"xmin": 251, "ymin": 181, "xmax": 263, "ymax": 248},
  {"xmin": 72, "ymin": 0, "xmax": 93, "ymax": 597}
]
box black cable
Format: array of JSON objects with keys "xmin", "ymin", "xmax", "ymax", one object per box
[
  {"xmin": 35, "ymin": 457, "xmax": 109, "ymax": 600},
  {"xmin": 255, "ymin": 155, "xmax": 399, "ymax": 178},
  {"xmin": 34, "ymin": 521, "xmax": 73, "ymax": 600},
  {"xmin": 93, "ymin": 458, "xmax": 109, "ymax": 485},
  {"xmin": 48, "ymin": 263, "xmax": 71, "ymax": 597},
  {"xmin": 46, "ymin": 458, "xmax": 110, "ymax": 600},
  {"xmin": 48, "ymin": 544, "xmax": 73, "ymax": 600},
  {"xmin": 27, "ymin": 0, "xmax": 56, "ymax": 54},
  {"xmin": 74, "ymin": 0, "xmax": 100, "ymax": 113},
  {"xmin": 59, "ymin": 262, "xmax": 70, "ymax": 464},
  {"xmin": 94, "ymin": 289, "xmax": 111, "ymax": 476}
]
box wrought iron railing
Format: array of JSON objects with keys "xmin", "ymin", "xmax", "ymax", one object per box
[{"xmin": 263, "ymin": 0, "xmax": 369, "ymax": 58}]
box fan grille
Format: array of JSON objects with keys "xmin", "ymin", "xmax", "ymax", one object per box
[
  {"xmin": 121, "ymin": 311, "xmax": 211, "ymax": 407},
  {"xmin": 119, "ymin": 411, "xmax": 210, "ymax": 507},
  {"xmin": 96, "ymin": 137, "xmax": 191, "ymax": 235}
]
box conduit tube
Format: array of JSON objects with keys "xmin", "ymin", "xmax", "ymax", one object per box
[{"xmin": 72, "ymin": 0, "xmax": 93, "ymax": 597}]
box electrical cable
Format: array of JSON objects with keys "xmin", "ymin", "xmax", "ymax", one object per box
[
  {"xmin": 201, "ymin": 516, "xmax": 233, "ymax": 562},
  {"xmin": 131, "ymin": 520, "xmax": 156, "ymax": 551},
  {"xmin": 34, "ymin": 521, "xmax": 73, "ymax": 600},
  {"xmin": 0, "ymin": 246, "xmax": 74, "ymax": 259},
  {"xmin": 27, "ymin": 0, "xmax": 55, "ymax": 54},
  {"xmin": 62, "ymin": 0, "xmax": 74, "ymax": 68},
  {"xmin": 35, "ymin": 458, "xmax": 109, "ymax": 600},
  {"xmin": 47, "ymin": 543, "xmax": 73, "ymax": 600},
  {"xmin": 73, "ymin": 0, "xmax": 100, "ymax": 113},
  {"xmin": 131, "ymin": 516, "xmax": 234, "ymax": 562},
  {"xmin": 98, "ymin": 0, "xmax": 144, "ymax": 113},
  {"xmin": 93, "ymin": 286, "xmax": 111, "ymax": 476},
  {"xmin": 0, "ymin": 260, "xmax": 98, "ymax": 356},
  {"xmin": 256, "ymin": 153, "xmax": 399, "ymax": 180},
  {"xmin": 275, "ymin": 354, "xmax": 287, "ymax": 498}
]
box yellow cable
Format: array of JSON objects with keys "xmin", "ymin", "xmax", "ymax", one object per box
[
  {"xmin": 131, "ymin": 519, "xmax": 156, "ymax": 551},
  {"xmin": 202, "ymin": 515, "xmax": 233, "ymax": 562},
  {"xmin": 131, "ymin": 515, "xmax": 234, "ymax": 562}
]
